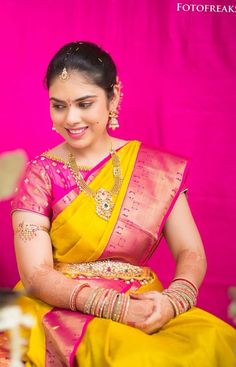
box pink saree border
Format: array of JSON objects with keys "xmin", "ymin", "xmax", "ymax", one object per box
[
  {"xmin": 68, "ymin": 279, "xmax": 134, "ymax": 365},
  {"xmin": 43, "ymin": 278, "xmax": 139, "ymax": 367},
  {"xmin": 99, "ymin": 144, "xmax": 189, "ymax": 265}
]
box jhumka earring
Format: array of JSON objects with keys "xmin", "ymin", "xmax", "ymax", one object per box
[
  {"xmin": 108, "ymin": 110, "xmax": 119, "ymax": 130},
  {"xmin": 59, "ymin": 67, "xmax": 69, "ymax": 81}
]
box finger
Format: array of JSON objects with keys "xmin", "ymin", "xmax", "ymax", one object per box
[
  {"xmin": 129, "ymin": 292, "xmax": 152, "ymax": 300},
  {"xmin": 129, "ymin": 292, "xmax": 145, "ymax": 299},
  {"xmin": 144, "ymin": 326, "xmax": 161, "ymax": 335},
  {"xmin": 135, "ymin": 319, "xmax": 161, "ymax": 334},
  {"xmin": 134, "ymin": 309, "xmax": 161, "ymax": 330},
  {"xmin": 132, "ymin": 321, "xmax": 146, "ymax": 329},
  {"xmin": 142, "ymin": 311, "xmax": 161, "ymax": 326},
  {"xmin": 127, "ymin": 321, "xmax": 136, "ymax": 327}
]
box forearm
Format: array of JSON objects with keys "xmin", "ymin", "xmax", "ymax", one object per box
[
  {"xmin": 163, "ymin": 193, "xmax": 207, "ymax": 289},
  {"xmin": 161, "ymin": 249, "xmax": 206, "ymax": 317},
  {"xmin": 22, "ymin": 263, "xmax": 91, "ymax": 310},
  {"xmin": 174, "ymin": 249, "xmax": 207, "ymax": 288}
]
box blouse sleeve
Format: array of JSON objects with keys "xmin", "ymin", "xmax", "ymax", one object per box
[{"xmin": 11, "ymin": 158, "xmax": 52, "ymax": 218}]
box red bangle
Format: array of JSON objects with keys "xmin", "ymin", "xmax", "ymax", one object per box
[
  {"xmin": 70, "ymin": 283, "xmax": 90, "ymax": 311},
  {"xmin": 172, "ymin": 278, "xmax": 198, "ymax": 293}
]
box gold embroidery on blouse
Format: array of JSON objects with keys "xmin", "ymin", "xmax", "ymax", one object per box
[{"xmin": 15, "ymin": 221, "xmax": 49, "ymax": 242}]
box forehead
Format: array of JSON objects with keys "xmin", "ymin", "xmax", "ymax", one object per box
[{"xmin": 49, "ymin": 70, "xmax": 103, "ymax": 98}]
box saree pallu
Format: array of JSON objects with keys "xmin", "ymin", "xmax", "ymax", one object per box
[{"xmin": 13, "ymin": 141, "xmax": 236, "ymax": 366}]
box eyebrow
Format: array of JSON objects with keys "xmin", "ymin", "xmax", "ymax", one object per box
[{"xmin": 49, "ymin": 95, "xmax": 97, "ymax": 103}]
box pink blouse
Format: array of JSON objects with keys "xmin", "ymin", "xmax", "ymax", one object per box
[
  {"xmin": 11, "ymin": 147, "xmax": 121, "ymax": 220},
  {"xmin": 11, "ymin": 155, "xmax": 77, "ymax": 219}
]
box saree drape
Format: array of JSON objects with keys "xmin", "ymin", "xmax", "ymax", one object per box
[{"xmin": 12, "ymin": 141, "xmax": 236, "ymax": 366}]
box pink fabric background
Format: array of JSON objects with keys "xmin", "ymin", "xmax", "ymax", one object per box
[{"xmin": 0, "ymin": 0, "xmax": 235, "ymax": 325}]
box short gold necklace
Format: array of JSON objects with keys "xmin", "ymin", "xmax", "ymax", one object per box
[{"xmin": 67, "ymin": 147, "xmax": 123, "ymax": 221}]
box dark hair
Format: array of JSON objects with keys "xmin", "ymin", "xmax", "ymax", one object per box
[{"xmin": 45, "ymin": 41, "xmax": 117, "ymax": 100}]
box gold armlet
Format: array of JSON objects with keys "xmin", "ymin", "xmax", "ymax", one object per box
[{"xmin": 15, "ymin": 221, "xmax": 49, "ymax": 242}]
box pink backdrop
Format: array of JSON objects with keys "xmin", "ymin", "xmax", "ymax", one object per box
[{"xmin": 0, "ymin": 0, "xmax": 235, "ymax": 325}]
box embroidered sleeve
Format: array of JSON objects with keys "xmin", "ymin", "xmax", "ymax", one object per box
[{"xmin": 11, "ymin": 158, "xmax": 52, "ymax": 218}]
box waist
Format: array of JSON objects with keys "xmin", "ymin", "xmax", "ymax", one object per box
[{"xmin": 54, "ymin": 259, "xmax": 154, "ymax": 285}]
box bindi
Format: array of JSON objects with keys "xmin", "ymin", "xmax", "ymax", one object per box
[{"xmin": 66, "ymin": 98, "xmax": 72, "ymax": 106}]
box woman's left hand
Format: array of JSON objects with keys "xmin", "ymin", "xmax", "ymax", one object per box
[{"xmin": 129, "ymin": 291, "xmax": 175, "ymax": 334}]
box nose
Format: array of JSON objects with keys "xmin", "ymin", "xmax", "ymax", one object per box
[{"xmin": 66, "ymin": 106, "xmax": 82, "ymax": 126}]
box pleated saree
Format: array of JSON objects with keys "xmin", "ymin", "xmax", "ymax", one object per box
[{"xmin": 12, "ymin": 141, "xmax": 236, "ymax": 366}]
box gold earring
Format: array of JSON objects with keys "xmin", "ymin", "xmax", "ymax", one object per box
[{"xmin": 108, "ymin": 110, "xmax": 119, "ymax": 130}]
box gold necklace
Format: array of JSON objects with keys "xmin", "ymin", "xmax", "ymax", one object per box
[
  {"xmin": 67, "ymin": 148, "xmax": 123, "ymax": 221},
  {"xmin": 41, "ymin": 151, "xmax": 91, "ymax": 171}
]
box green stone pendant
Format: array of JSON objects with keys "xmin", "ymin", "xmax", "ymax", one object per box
[{"xmin": 95, "ymin": 188, "xmax": 114, "ymax": 220}]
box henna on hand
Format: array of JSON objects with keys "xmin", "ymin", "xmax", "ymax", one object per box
[{"xmin": 26, "ymin": 261, "xmax": 87, "ymax": 309}]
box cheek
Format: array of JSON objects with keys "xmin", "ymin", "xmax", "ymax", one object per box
[
  {"xmin": 90, "ymin": 115, "xmax": 109, "ymax": 127},
  {"xmin": 86, "ymin": 107, "xmax": 109, "ymax": 126},
  {"xmin": 97, "ymin": 104, "xmax": 110, "ymax": 122},
  {"xmin": 50, "ymin": 110, "xmax": 65, "ymax": 125}
]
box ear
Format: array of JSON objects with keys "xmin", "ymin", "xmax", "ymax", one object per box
[{"xmin": 108, "ymin": 83, "xmax": 121, "ymax": 111}]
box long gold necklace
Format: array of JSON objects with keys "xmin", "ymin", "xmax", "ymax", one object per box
[{"xmin": 67, "ymin": 147, "xmax": 123, "ymax": 221}]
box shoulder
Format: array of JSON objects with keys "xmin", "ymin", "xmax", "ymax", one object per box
[
  {"xmin": 138, "ymin": 142, "xmax": 190, "ymax": 175},
  {"xmin": 110, "ymin": 137, "xmax": 130, "ymax": 150},
  {"xmin": 140, "ymin": 142, "xmax": 189, "ymax": 163},
  {"xmin": 26, "ymin": 143, "xmax": 68, "ymax": 168},
  {"xmin": 42, "ymin": 142, "xmax": 66, "ymax": 156},
  {"xmin": 40, "ymin": 142, "xmax": 67, "ymax": 161}
]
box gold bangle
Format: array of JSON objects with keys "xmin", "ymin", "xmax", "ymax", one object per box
[{"xmin": 83, "ymin": 288, "xmax": 100, "ymax": 314}]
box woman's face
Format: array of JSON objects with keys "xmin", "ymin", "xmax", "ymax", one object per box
[{"xmin": 49, "ymin": 70, "xmax": 119, "ymax": 150}]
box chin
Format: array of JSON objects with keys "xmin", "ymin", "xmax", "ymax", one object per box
[{"xmin": 66, "ymin": 137, "xmax": 92, "ymax": 150}]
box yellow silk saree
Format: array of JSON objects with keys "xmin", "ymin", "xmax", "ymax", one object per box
[{"xmin": 13, "ymin": 141, "xmax": 236, "ymax": 366}]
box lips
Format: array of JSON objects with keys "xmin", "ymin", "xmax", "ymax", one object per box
[
  {"xmin": 65, "ymin": 126, "xmax": 88, "ymax": 139},
  {"xmin": 66, "ymin": 127, "xmax": 88, "ymax": 134}
]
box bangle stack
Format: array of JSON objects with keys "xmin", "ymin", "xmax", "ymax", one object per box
[
  {"xmin": 162, "ymin": 277, "xmax": 198, "ymax": 316},
  {"xmin": 83, "ymin": 287, "xmax": 130, "ymax": 323},
  {"xmin": 69, "ymin": 283, "xmax": 90, "ymax": 311}
]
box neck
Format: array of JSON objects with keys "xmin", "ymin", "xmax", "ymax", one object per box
[{"xmin": 65, "ymin": 133, "xmax": 113, "ymax": 166}]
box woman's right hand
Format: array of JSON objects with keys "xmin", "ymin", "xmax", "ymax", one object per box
[{"xmin": 126, "ymin": 297, "xmax": 154, "ymax": 325}]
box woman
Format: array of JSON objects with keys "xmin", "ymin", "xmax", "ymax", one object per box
[{"xmin": 11, "ymin": 41, "xmax": 236, "ymax": 366}]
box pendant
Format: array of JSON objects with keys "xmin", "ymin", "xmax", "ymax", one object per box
[{"xmin": 95, "ymin": 188, "xmax": 114, "ymax": 221}]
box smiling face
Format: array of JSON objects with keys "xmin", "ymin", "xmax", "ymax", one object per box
[{"xmin": 49, "ymin": 70, "xmax": 119, "ymax": 151}]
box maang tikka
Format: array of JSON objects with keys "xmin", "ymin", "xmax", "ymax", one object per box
[
  {"xmin": 59, "ymin": 67, "xmax": 69, "ymax": 81},
  {"xmin": 58, "ymin": 45, "xmax": 81, "ymax": 81},
  {"xmin": 58, "ymin": 48, "xmax": 73, "ymax": 81}
]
